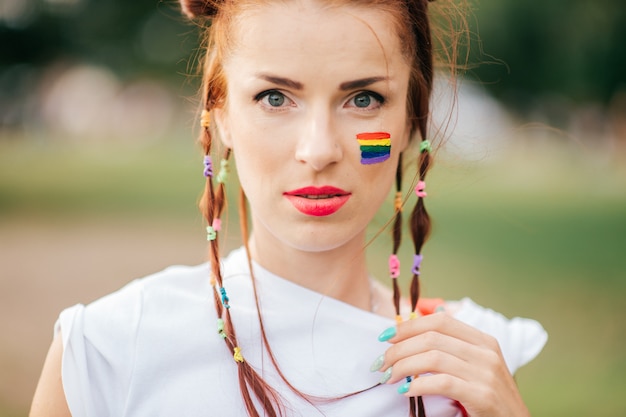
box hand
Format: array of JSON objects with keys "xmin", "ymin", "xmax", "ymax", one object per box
[{"xmin": 376, "ymin": 312, "xmax": 531, "ymax": 417}]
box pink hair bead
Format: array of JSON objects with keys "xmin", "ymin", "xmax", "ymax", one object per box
[
  {"xmin": 415, "ymin": 181, "xmax": 427, "ymax": 198},
  {"xmin": 389, "ymin": 254, "xmax": 400, "ymax": 278}
]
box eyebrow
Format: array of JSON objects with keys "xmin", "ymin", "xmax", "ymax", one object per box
[
  {"xmin": 256, "ymin": 73, "xmax": 304, "ymax": 90},
  {"xmin": 339, "ymin": 76, "xmax": 389, "ymax": 91}
]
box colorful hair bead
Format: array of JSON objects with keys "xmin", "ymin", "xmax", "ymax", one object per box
[
  {"xmin": 389, "ymin": 254, "xmax": 400, "ymax": 278},
  {"xmin": 212, "ymin": 218, "xmax": 222, "ymax": 231},
  {"xmin": 216, "ymin": 159, "xmax": 229, "ymax": 184},
  {"xmin": 409, "ymin": 311, "xmax": 418, "ymax": 320},
  {"xmin": 395, "ymin": 315, "xmax": 403, "ymax": 324},
  {"xmin": 357, "ymin": 132, "xmax": 391, "ymax": 165},
  {"xmin": 217, "ymin": 318, "xmax": 227, "ymax": 339},
  {"xmin": 203, "ymin": 155, "xmax": 213, "ymax": 178},
  {"xmin": 394, "ymin": 191, "xmax": 403, "ymax": 212},
  {"xmin": 412, "ymin": 254, "xmax": 423, "ymax": 275},
  {"xmin": 201, "ymin": 109, "xmax": 211, "ymax": 128},
  {"xmin": 415, "ymin": 181, "xmax": 427, "ymax": 198},
  {"xmin": 419, "ymin": 139, "xmax": 432, "ymax": 153},
  {"xmin": 233, "ymin": 346, "xmax": 244, "ymax": 363},
  {"xmin": 220, "ymin": 287, "xmax": 230, "ymax": 309},
  {"xmin": 206, "ymin": 226, "xmax": 217, "ymax": 241}
]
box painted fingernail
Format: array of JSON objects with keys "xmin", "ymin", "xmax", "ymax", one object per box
[
  {"xmin": 370, "ymin": 354, "xmax": 385, "ymax": 372},
  {"xmin": 379, "ymin": 367, "xmax": 393, "ymax": 384},
  {"xmin": 378, "ymin": 326, "xmax": 397, "ymax": 342},
  {"xmin": 435, "ymin": 305, "xmax": 445, "ymax": 313},
  {"xmin": 397, "ymin": 381, "xmax": 411, "ymax": 394}
]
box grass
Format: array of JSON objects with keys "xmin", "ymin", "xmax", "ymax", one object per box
[{"xmin": 1, "ymin": 137, "xmax": 625, "ymax": 416}]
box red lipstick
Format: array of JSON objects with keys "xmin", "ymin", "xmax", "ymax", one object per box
[{"xmin": 283, "ymin": 186, "xmax": 351, "ymax": 217}]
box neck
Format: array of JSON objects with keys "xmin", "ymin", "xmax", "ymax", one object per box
[{"xmin": 247, "ymin": 230, "xmax": 372, "ymax": 312}]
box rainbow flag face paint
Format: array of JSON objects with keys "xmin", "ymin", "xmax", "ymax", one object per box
[{"xmin": 357, "ymin": 132, "xmax": 391, "ymax": 165}]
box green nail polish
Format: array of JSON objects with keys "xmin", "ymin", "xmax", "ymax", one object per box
[
  {"xmin": 379, "ymin": 367, "xmax": 393, "ymax": 384},
  {"xmin": 378, "ymin": 326, "xmax": 397, "ymax": 342},
  {"xmin": 397, "ymin": 381, "xmax": 411, "ymax": 394},
  {"xmin": 370, "ymin": 354, "xmax": 384, "ymax": 372}
]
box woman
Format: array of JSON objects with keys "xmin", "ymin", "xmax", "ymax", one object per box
[{"xmin": 30, "ymin": 0, "xmax": 547, "ymax": 416}]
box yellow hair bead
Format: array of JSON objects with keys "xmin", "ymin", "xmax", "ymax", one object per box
[
  {"xmin": 201, "ymin": 110, "xmax": 211, "ymax": 128},
  {"xmin": 233, "ymin": 347, "xmax": 244, "ymax": 363},
  {"xmin": 394, "ymin": 191, "xmax": 403, "ymax": 212},
  {"xmin": 409, "ymin": 312, "xmax": 418, "ymax": 320},
  {"xmin": 395, "ymin": 315, "xmax": 403, "ymax": 324}
]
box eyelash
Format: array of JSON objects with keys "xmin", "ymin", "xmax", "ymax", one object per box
[
  {"xmin": 347, "ymin": 91, "xmax": 386, "ymax": 110},
  {"xmin": 253, "ymin": 89, "xmax": 386, "ymax": 111},
  {"xmin": 254, "ymin": 90, "xmax": 293, "ymax": 112}
]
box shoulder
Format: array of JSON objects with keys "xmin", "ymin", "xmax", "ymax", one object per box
[
  {"xmin": 53, "ymin": 261, "xmax": 228, "ymax": 416},
  {"xmin": 449, "ymin": 297, "xmax": 548, "ymax": 374}
]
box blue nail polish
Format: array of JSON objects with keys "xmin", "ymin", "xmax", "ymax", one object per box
[
  {"xmin": 379, "ymin": 367, "xmax": 393, "ymax": 384},
  {"xmin": 397, "ymin": 381, "xmax": 411, "ymax": 394},
  {"xmin": 378, "ymin": 326, "xmax": 397, "ymax": 342},
  {"xmin": 370, "ymin": 354, "xmax": 385, "ymax": 372}
]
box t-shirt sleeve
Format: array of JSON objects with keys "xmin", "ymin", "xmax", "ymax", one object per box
[
  {"xmin": 54, "ymin": 279, "xmax": 144, "ymax": 417},
  {"xmin": 452, "ymin": 297, "xmax": 548, "ymax": 374}
]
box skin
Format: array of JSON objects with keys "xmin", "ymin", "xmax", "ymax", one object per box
[
  {"xmin": 214, "ymin": 1, "xmax": 411, "ymax": 310},
  {"xmin": 30, "ymin": 1, "xmax": 532, "ymax": 416}
]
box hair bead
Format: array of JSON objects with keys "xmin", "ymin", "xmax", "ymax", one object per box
[
  {"xmin": 219, "ymin": 287, "xmax": 230, "ymax": 309},
  {"xmin": 411, "ymin": 254, "xmax": 423, "ymax": 275},
  {"xmin": 394, "ymin": 191, "xmax": 403, "ymax": 212},
  {"xmin": 414, "ymin": 181, "xmax": 427, "ymax": 198},
  {"xmin": 216, "ymin": 159, "xmax": 230, "ymax": 184},
  {"xmin": 201, "ymin": 109, "xmax": 211, "ymax": 128},
  {"xmin": 419, "ymin": 140, "xmax": 432, "ymax": 153},
  {"xmin": 206, "ymin": 225, "xmax": 217, "ymax": 241},
  {"xmin": 233, "ymin": 346, "xmax": 244, "ymax": 363},
  {"xmin": 389, "ymin": 254, "xmax": 401, "ymax": 278},
  {"xmin": 217, "ymin": 318, "xmax": 227, "ymax": 339},
  {"xmin": 203, "ymin": 155, "xmax": 213, "ymax": 178},
  {"xmin": 212, "ymin": 218, "xmax": 222, "ymax": 231}
]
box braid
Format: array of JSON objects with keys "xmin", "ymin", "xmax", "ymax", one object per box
[
  {"xmin": 390, "ymin": 153, "xmax": 403, "ymax": 320},
  {"xmin": 199, "ymin": 104, "xmax": 284, "ymax": 416}
]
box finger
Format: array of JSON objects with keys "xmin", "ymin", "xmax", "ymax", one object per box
[
  {"xmin": 384, "ymin": 312, "xmax": 500, "ymax": 353},
  {"xmin": 380, "ymin": 327, "xmax": 502, "ymax": 378},
  {"xmin": 397, "ymin": 372, "xmax": 468, "ymax": 400},
  {"xmin": 385, "ymin": 346, "xmax": 482, "ymax": 385}
]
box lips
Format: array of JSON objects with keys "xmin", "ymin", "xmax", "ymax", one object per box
[{"xmin": 283, "ymin": 186, "xmax": 351, "ymax": 217}]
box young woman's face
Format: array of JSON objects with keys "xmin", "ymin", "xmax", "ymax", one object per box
[{"xmin": 215, "ymin": 0, "xmax": 412, "ymax": 253}]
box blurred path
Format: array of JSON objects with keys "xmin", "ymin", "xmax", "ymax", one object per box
[{"xmin": 0, "ymin": 217, "xmax": 208, "ymax": 415}]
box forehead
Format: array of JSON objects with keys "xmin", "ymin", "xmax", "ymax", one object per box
[{"xmin": 223, "ymin": 1, "xmax": 408, "ymax": 81}]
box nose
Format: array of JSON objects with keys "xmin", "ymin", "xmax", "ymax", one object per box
[{"xmin": 294, "ymin": 108, "xmax": 343, "ymax": 171}]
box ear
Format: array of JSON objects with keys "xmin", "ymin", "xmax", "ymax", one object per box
[{"xmin": 212, "ymin": 108, "xmax": 233, "ymax": 149}]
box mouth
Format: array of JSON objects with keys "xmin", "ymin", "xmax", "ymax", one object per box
[{"xmin": 283, "ymin": 186, "xmax": 351, "ymax": 217}]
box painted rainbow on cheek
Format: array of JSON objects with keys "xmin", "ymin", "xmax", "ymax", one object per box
[{"xmin": 356, "ymin": 132, "xmax": 391, "ymax": 165}]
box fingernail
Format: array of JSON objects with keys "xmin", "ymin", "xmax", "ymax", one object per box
[
  {"xmin": 370, "ymin": 354, "xmax": 385, "ymax": 372},
  {"xmin": 378, "ymin": 326, "xmax": 397, "ymax": 342},
  {"xmin": 379, "ymin": 367, "xmax": 393, "ymax": 384},
  {"xmin": 435, "ymin": 305, "xmax": 445, "ymax": 313},
  {"xmin": 397, "ymin": 381, "xmax": 411, "ymax": 394}
]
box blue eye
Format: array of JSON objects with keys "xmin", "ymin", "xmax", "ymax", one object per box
[
  {"xmin": 354, "ymin": 93, "xmax": 372, "ymax": 108},
  {"xmin": 255, "ymin": 90, "xmax": 290, "ymax": 108},
  {"xmin": 267, "ymin": 92, "xmax": 285, "ymax": 107},
  {"xmin": 348, "ymin": 91, "xmax": 384, "ymax": 110}
]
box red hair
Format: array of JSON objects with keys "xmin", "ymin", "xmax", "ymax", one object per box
[{"xmin": 181, "ymin": 1, "xmax": 469, "ymax": 416}]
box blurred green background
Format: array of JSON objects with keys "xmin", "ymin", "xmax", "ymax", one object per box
[{"xmin": 1, "ymin": 0, "xmax": 625, "ymax": 416}]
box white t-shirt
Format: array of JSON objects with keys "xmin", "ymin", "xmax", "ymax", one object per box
[{"xmin": 56, "ymin": 247, "xmax": 547, "ymax": 417}]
